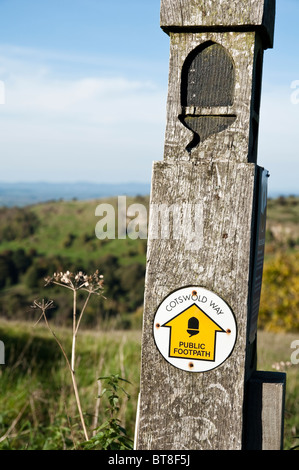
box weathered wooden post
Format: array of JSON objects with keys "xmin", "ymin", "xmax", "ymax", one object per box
[{"xmin": 135, "ymin": 0, "xmax": 286, "ymax": 450}]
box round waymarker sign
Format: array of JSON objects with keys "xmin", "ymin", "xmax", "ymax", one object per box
[{"xmin": 153, "ymin": 286, "xmax": 237, "ymax": 373}]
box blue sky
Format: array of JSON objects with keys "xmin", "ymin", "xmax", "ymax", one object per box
[{"xmin": 0, "ymin": 0, "xmax": 298, "ymax": 195}]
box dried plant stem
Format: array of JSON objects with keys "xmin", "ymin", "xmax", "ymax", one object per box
[
  {"xmin": 75, "ymin": 292, "xmax": 91, "ymax": 336},
  {"xmin": 71, "ymin": 290, "xmax": 77, "ymax": 372},
  {"xmin": 36, "ymin": 300, "xmax": 89, "ymax": 441},
  {"xmin": 71, "ymin": 291, "xmax": 91, "ymax": 371},
  {"xmin": 92, "ymin": 353, "xmax": 105, "ymax": 436},
  {"xmin": 33, "ymin": 270, "xmax": 104, "ymax": 444},
  {"xmin": 0, "ymin": 403, "xmax": 29, "ymax": 443},
  {"xmin": 70, "ymin": 369, "xmax": 89, "ymax": 441}
]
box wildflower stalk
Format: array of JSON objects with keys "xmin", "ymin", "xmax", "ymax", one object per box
[
  {"xmin": 70, "ymin": 367, "xmax": 88, "ymax": 441},
  {"xmin": 33, "ymin": 270, "xmax": 104, "ymax": 444},
  {"xmin": 72, "ymin": 289, "xmax": 77, "ymax": 372}
]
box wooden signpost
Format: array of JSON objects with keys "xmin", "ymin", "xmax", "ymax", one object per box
[{"xmin": 135, "ymin": 0, "xmax": 286, "ymax": 450}]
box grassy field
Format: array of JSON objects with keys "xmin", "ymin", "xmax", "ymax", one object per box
[
  {"xmin": 0, "ymin": 320, "xmax": 141, "ymax": 450},
  {"xmin": 0, "ymin": 195, "xmax": 298, "ymax": 449},
  {"xmin": 0, "ymin": 320, "xmax": 297, "ymax": 450}
]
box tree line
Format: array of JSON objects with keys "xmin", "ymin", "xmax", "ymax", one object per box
[{"xmin": 0, "ymin": 248, "xmax": 145, "ymax": 328}]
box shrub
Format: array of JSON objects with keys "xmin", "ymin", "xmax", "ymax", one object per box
[{"xmin": 259, "ymin": 252, "xmax": 299, "ymax": 332}]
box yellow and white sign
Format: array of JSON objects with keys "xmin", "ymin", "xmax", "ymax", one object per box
[{"xmin": 153, "ymin": 286, "xmax": 237, "ymax": 372}]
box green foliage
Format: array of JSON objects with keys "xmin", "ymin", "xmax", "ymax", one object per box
[
  {"xmin": 0, "ymin": 207, "xmax": 39, "ymax": 242},
  {"xmin": 0, "ymin": 195, "xmax": 298, "ymax": 331},
  {"xmin": 0, "ymin": 253, "xmax": 18, "ymax": 288},
  {"xmin": 0, "ymin": 249, "xmax": 32, "ymax": 289},
  {"xmin": 83, "ymin": 375, "xmax": 133, "ymax": 450},
  {"xmin": 0, "ymin": 324, "xmax": 297, "ymax": 450},
  {"xmin": 0, "ymin": 323, "xmax": 141, "ymax": 449},
  {"xmin": 259, "ymin": 252, "xmax": 299, "ymax": 332},
  {"xmin": 290, "ymin": 440, "xmax": 299, "ymax": 451},
  {"xmin": 0, "ymin": 196, "xmax": 298, "ymax": 450},
  {"xmin": 0, "ymin": 198, "xmax": 147, "ymax": 326}
]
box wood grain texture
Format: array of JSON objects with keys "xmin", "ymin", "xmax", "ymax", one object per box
[
  {"xmin": 163, "ymin": 31, "xmax": 264, "ymax": 164},
  {"xmin": 136, "ymin": 160, "xmax": 259, "ymax": 450},
  {"xmin": 136, "ymin": 0, "xmax": 277, "ymax": 451},
  {"xmin": 160, "ymin": 0, "xmax": 275, "ymax": 48}
]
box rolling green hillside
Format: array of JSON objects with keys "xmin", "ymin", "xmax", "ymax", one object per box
[
  {"xmin": 0, "ymin": 196, "xmax": 148, "ymax": 263},
  {"xmin": 0, "ymin": 195, "xmax": 298, "ymax": 331},
  {"xmin": 0, "ymin": 196, "xmax": 148, "ymax": 328}
]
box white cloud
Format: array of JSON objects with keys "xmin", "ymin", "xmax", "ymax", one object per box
[
  {"xmin": 5, "ymin": 75, "xmax": 162, "ymax": 120},
  {"xmin": 0, "ymin": 44, "xmax": 166, "ymax": 122},
  {"xmin": 0, "ymin": 45, "xmax": 167, "ymax": 182},
  {"xmin": 2, "ymin": 45, "xmax": 296, "ymax": 193}
]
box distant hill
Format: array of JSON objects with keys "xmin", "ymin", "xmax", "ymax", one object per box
[
  {"xmin": 0, "ymin": 181, "xmax": 151, "ymax": 207},
  {"xmin": 0, "ymin": 181, "xmax": 297, "ymax": 208}
]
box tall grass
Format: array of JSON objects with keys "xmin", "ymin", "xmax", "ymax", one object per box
[
  {"xmin": 0, "ymin": 320, "xmax": 141, "ymax": 449},
  {"xmin": 0, "ymin": 321, "xmax": 297, "ymax": 450},
  {"xmin": 257, "ymin": 331, "xmax": 299, "ymax": 450}
]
